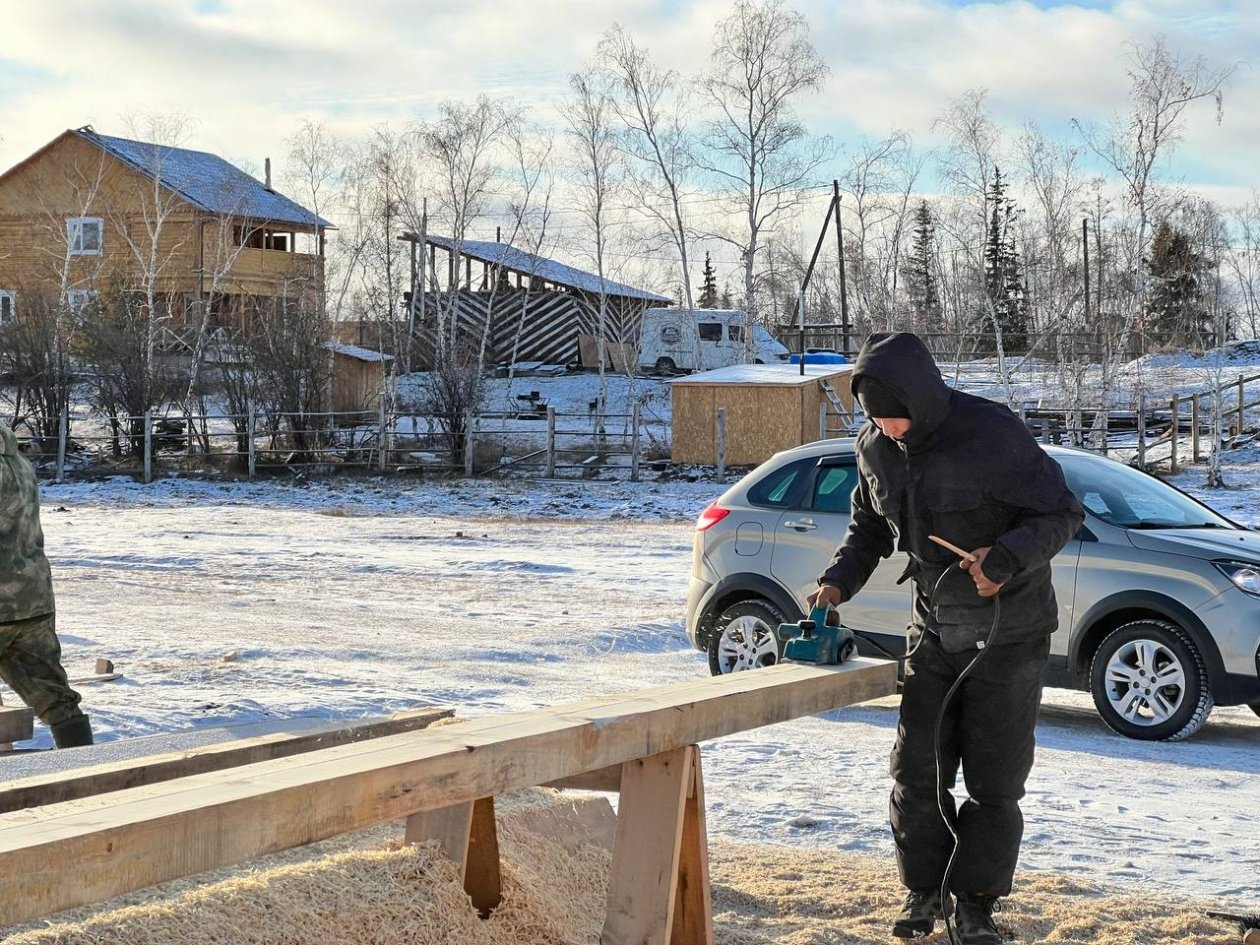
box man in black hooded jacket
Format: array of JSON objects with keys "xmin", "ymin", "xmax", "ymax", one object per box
[{"xmin": 809, "ymin": 333, "xmax": 1083, "ymax": 944}]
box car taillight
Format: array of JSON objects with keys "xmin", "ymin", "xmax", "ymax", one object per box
[{"xmin": 695, "ymin": 502, "xmax": 731, "ymax": 531}]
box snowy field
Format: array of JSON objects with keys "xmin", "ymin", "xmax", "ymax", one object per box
[{"xmin": 9, "ymin": 456, "xmax": 1257, "ymax": 913}]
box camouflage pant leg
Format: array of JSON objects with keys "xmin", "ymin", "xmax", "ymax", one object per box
[{"xmin": 0, "ymin": 613, "xmax": 84, "ymax": 727}]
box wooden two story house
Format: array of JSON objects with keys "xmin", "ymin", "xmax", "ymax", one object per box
[{"xmin": 0, "ymin": 126, "xmax": 330, "ymax": 344}]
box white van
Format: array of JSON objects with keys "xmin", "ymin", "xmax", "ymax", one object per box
[{"xmin": 637, "ymin": 308, "xmax": 790, "ymax": 374}]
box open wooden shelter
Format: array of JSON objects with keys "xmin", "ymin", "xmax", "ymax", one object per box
[{"xmin": 400, "ymin": 233, "xmax": 671, "ymax": 370}]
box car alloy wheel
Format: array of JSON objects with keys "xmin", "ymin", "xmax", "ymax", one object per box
[
  {"xmin": 1089, "ymin": 619, "xmax": 1213, "ymax": 741},
  {"xmin": 707, "ymin": 599, "xmax": 786, "ymax": 676}
]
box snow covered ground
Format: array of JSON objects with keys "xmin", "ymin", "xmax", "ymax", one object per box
[{"xmin": 8, "ymin": 459, "xmax": 1256, "ymax": 911}]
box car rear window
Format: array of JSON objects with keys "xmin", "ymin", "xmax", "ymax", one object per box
[
  {"xmin": 810, "ymin": 465, "xmax": 856, "ymax": 513},
  {"xmin": 746, "ymin": 457, "xmax": 815, "ymax": 508}
]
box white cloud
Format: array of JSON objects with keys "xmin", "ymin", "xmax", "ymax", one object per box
[{"xmin": 0, "ymin": 0, "xmax": 1254, "ymax": 210}]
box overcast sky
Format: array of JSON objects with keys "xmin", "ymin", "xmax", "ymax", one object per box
[{"xmin": 0, "ymin": 0, "xmax": 1253, "ymax": 234}]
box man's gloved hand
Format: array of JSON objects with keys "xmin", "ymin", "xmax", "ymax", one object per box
[
  {"xmin": 807, "ymin": 584, "xmax": 846, "ymax": 609},
  {"xmin": 964, "ymin": 546, "xmax": 1005, "ymax": 598}
]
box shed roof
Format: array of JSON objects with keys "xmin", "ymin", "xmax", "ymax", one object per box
[
  {"xmin": 669, "ymin": 363, "xmax": 853, "ymax": 387},
  {"xmin": 325, "ymin": 342, "xmax": 394, "ymax": 363},
  {"xmin": 76, "ymin": 128, "xmax": 331, "ymax": 230},
  {"xmin": 423, "ymin": 234, "xmax": 670, "ymax": 303}
]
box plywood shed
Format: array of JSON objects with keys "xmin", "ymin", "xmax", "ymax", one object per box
[
  {"xmin": 670, "ymin": 363, "xmax": 855, "ymax": 466},
  {"xmin": 326, "ymin": 342, "xmax": 392, "ymax": 414}
]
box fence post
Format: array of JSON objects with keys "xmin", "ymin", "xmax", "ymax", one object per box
[
  {"xmin": 1099, "ymin": 407, "xmax": 1109, "ymax": 456},
  {"xmin": 247, "ymin": 401, "xmax": 256, "ymax": 479},
  {"xmin": 56, "ymin": 405, "xmax": 68, "ymax": 482},
  {"xmin": 1239, "ymin": 376, "xmax": 1247, "ymax": 435},
  {"xmin": 716, "ymin": 407, "xmax": 727, "ymax": 479},
  {"xmin": 1191, "ymin": 393, "xmax": 1200, "ymax": 463},
  {"xmin": 819, "ymin": 402, "xmax": 828, "ymax": 439},
  {"xmin": 377, "ymin": 396, "xmax": 388, "ymax": 473},
  {"xmin": 143, "ymin": 410, "xmax": 152, "ymax": 484},
  {"xmin": 1169, "ymin": 396, "xmax": 1179, "ymax": 473},
  {"xmin": 630, "ymin": 401, "xmax": 641, "ymax": 483},
  {"xmin": 545, "ymin": 406, "xmax": 556, "ymax": 478},
  {"xmin": 464, "ymin": 408, "xmax": 475, "ymax": 477},
  {"xmin": 1136, "ymin": 393, "xmax": 1146, "ymax": 469}
]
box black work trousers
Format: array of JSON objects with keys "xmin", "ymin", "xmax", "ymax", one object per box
[{"xmin": 889, "ymin": 629, "xmax": 1049, "ymax": 897}]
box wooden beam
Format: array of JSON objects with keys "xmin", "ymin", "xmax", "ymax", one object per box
[
  {"xmin": 0, "ymin": 660, "xmax": 894, "ymax": 926},
  {"xmin": 0, "ymin": 706, "xmax": 34, "ymax": 746},
  {"xmin": 544, "ymin": 764, "xmax": 622, "ymax": 793},
  {"xmin": 0, "ymin": 708, "xmax": 452, "ymax": 815}
]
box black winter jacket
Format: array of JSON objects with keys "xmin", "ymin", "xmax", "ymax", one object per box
[{"xmin": 819, "ymin": 333, "xmax": 1085, "ymax": 653}]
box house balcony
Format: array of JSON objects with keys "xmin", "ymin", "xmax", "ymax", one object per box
[{"xmin": 226, "ymin": 247, "xmax": 323, "ymax": 293}]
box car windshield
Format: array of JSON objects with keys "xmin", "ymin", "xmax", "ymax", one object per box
[{"xmin": 1055, "ymin": 452, "xmax": 1237, "ymax": 530}]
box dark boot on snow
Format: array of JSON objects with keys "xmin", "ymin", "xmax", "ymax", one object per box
[
  {"xmin": 51, "ymin": 714, "xmax": 93, "ymax": 748},
  {"xmin": 953, "ymin": 893, "xmax": 1003, "ymax": 945},
  {"xmin": 892, "ymin": 887, "xmax": 947, "ymax": 938}
]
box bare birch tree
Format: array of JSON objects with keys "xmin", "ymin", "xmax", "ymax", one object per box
[
  {"xmin": 700, "ymin": 0, "xmax": 830, "ymax": 330},
  {"xmin": 597, "ymin": 25, "xmax": 703, "ymax": 364},
  {"xmin": 561, "ymin": 66, "xmax": 623, "ymax": 419},
  {"xmin": 1074, "ymin": 36, "xmax": 1233, "ymax": 387}
]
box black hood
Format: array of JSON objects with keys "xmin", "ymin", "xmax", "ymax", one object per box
[{"xmin": 851, "ymin": 332, "xmax": 952, "ymax": 450}]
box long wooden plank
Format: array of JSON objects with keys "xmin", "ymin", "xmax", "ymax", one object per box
[
  {"xmin": 0, "ymin": 708, "xmax": 453, "ymax": 815},
  {"xmin": 0, "ymin": 659, "xmax": 895, "ymax": 927}
]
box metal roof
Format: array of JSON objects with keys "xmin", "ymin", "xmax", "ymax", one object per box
[
  {"xmin": 425, "ymin": 234, "xmax": 670, "ymax": 302},
  {"xmin": 78, "ymin": 128, "xmax": 331, "ymax": 229}
]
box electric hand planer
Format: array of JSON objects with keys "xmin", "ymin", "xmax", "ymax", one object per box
[{"xmin": 776, "ymin": 604, "xmax": 858, "ymax": 665}]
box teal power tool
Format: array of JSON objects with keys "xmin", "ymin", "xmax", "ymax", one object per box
[{"xmin": 776, "ymin": 604, "xmax": 858, "ymax": 665}]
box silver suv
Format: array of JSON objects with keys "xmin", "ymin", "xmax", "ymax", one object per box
[{"xmin": 686, "ymin": 439, "xmax": 1260, "ymax": 740}]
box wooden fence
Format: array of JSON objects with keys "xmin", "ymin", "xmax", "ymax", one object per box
[{"xmin": 29, "ymin": 402, "xmax": 656, "ymax": 484}]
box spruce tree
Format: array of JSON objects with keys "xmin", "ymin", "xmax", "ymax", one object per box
[
  {"xmin": 980, "ymin": 167, "xmax": 1029, "ymax": 353},
  {"xmin": 1146, "ymin": 219, "xmax": 1208, "ymax": 347},
  {"xmin": 903, "ymin": 201, "xmax": 944, "ymax": 333},
  {"xmin": 698, "ymin": 251, "xmax": 718, "ymax": 308},
  {"xmin": 720, "ymin": 283, "xmax": 733, "ymax": 309}
]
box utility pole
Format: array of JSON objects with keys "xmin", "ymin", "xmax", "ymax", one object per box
[
  {"xmin": 797, "ymin": 193, "xmax": 839, "ymax": 375},
  {"xmin": 1082, "ymin": 218, "xmax": 1091, "ymax": 325},
  {"xmin": 833, "ymin": 180, "xmax": 851, "ymax": 356}
]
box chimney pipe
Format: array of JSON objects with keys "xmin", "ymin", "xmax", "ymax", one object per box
[{"xmin": 265, "ymin": 158, "xmax": 272, "ymax": 190}]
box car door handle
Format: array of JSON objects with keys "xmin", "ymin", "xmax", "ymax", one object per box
[{"xmin": 784, "ymin": 518, "xmax": 817, "ymax": 531}]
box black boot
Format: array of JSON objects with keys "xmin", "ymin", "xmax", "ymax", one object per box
[
  {"xmin": 953, "ymin": 894, "xmax": 1003, "ymax": 945},
  {"xmin": 51, "ymin": 715, "xmax": 93, "ymax": 748},
  {"xmin": 892, "ymin": 887, "xmax": 947, "ymax": 938}
]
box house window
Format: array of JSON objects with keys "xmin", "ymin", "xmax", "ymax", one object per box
[
  {"xmin": 68, "ymin": 217, "xmax": 103, "ymax": 255},
  {"xmin": 728, "ymin": 324, "xmax": 744, "ymax": 342},
  {"xmin": 65, "ymin": 289, "xmax": 96, "ymax": 315},
  {"xmin": 0, "ymin": 290, "xmax": 15, "ymax": 324},
  {"xmin": 698, "ymin": 322, "xmax": 722, "ymax": 341}
]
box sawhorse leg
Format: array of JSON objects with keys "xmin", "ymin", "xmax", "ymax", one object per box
[
  {"xmin": 602, "ymin": 744, "xmax": 714, "ymax": 945},
  {"xmin": 405, "ymin": 795, "xmax": 501, "ymax": 918}
]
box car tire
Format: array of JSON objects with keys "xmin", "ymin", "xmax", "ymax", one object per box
[
  {"xmin": 655, "ymin": 357, "xmax": 677, "ymax": 376},
  {"xmin": 1088, "ymin": 619, "xmax": 1213, "ymax": 741},
  {"xmin": 707, "ymin": 599, "xmax": 787, "ymax": 676}
]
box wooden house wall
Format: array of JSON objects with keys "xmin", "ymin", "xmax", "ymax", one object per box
[{"xmin": 0, "ymin": 132, "xmax": 322, "ymax": 311}]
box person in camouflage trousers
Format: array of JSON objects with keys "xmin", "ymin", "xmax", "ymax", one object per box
[{"xmin": 0, "ymin": 421, "xmax": 92, "ymax": 748}]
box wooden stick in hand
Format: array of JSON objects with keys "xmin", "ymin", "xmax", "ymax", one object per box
[{"xmin": 929, "ymin": 534, "xmax": 977, "ymax": 566}]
